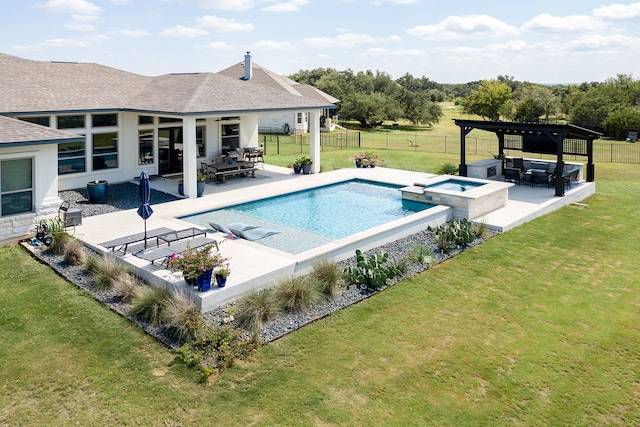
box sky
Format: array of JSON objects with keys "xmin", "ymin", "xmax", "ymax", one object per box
[{"xmin": 2, "ymin": 0, "xmax": 640, "ymax": 84}]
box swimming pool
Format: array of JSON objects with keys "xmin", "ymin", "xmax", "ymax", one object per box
[
  {"xmin": 181, "ymin": 179, "xmax": 434, "ymax": 254},
  {"xmin": 424, "ymin": 178, "xmax": 485, "ymax": 192}
]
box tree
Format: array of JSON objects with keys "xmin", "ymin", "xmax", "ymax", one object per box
[
  {"xmin": 340, "ymin": 92, "xmax": 400, "ymax": 127},
  {"xmin": 511, "ymin": 84, "xmax": 559, "ymax": 122},
  {"xmin": 399, "ymin": 89, "xmax": 443, "ymax": 126},
  {"xmin": 459, "ymin": 80, "xmax": 512, "ymax": 120},
  {"xmin": 603, "ymin": 106, "xmax": 640, "ymax": 140}
]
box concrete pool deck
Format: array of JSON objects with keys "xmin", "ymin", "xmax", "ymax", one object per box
[{"xmin": 77, "ymin": 165, "xmax": 595, "ymax": 312}]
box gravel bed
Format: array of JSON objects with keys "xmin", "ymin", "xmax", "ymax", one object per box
[
  {"xmin": 26, "ymin": 183, "xmax": 495, "ymax": 347},
  {"xmin": 59, "ymin": 182, "xmax": 179, "ymax": 218},
  {"xmin": 204, "ymin": 229, "xmax": 492, "ymax": 343}
]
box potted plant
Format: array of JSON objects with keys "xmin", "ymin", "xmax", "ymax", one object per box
[
  {"xmin": 214, "ymin": 257, "xmax": 231, "ymax": 288},
  {"xmin": 177, "ymin": 179, "xmax": 184, "ymax": 196},
  {"xmin": 300, "ymin": 157, "xmax": 313, "ymax": 174},
  {"xmin": 167, "ymin": 244, "xmax": 219, "ymax": 291},
  {"xmin": 197, "ymin": 171, "xmax": 206, "ymax": 197},
  {"xmin": 350, "ymin": 153, "xmax": 363, "ymax": 168},
  {"xmin": 292, "ymin": 158, "xmax": 302, "ymax": 174}
]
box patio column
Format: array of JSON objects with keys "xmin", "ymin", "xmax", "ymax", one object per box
[
  {"xmin": 183, "ymin": 116, "xmax": 198, "ymax": 198},
  {"xmin": 309, "ymin": 109, "xmax": 321, "ymax": 174}
]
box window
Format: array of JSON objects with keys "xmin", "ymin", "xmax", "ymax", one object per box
[
  {"xmin": 221, "ymin": 123, "xmax": 239, "ymax": 153},
  {"xmin": 138, "ymin": 115, "xmax": 154, "ymax": 125},
  {"xmin": 197, "ymin": 126, "xmax": 205, "ymax": 157},
  {"xmin": 20, "ymin": 116, "xmax": 50, "ymax": 127},
  {"xmin": 92, "ymin": 132, "xmax": 118, "ymax": 170},
  {"xmin": 1, "ymin": 158, "xmax": 33, "ymax": 216},
  {"xmin": 297, "ymin": 113, "xmax": 302, "ymax": 124},
  {"xmin": 92, "ymin": 113, "xmax": 118, "ymax": 127},
  {"xmin": 58, "ymin": 139, "xmax": 86, "ymax": 174},
  {"xmin": 57, "ymin": 115, "xmax": 85, "ymax": 129},
  {"xmin": 138, "ymin": 130, "xmax": 154, "ymax": 165},
  {"xmin": 159, "ymin": 117, "xmax": 182, "ymax": 124}
]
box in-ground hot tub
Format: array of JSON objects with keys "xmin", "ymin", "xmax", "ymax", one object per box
[{"xmin": 400, "ymin": 175, "xmax": 513, "ymax": 220}]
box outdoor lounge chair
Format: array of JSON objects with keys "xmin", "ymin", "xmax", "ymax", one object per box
[
  {"xmin": 132, "ymin": 236, "xmax": 218, "ymax": 265},
  {"xmin": 228, "ymin": 226, "xmax": 280, "ymax": 241},
  {"xmin": 208, "ymin": 221, "xmax": 258, "ymax": 236},
  {"xmin": 99, "ymin": 227, "xmax": 173, "ymax": 254},
  {"xmin": 530, "ymin": 170, "xmax": 551, "ymax": 188}
]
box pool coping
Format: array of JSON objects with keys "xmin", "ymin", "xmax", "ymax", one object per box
[{"xmin": 78, "ymin": 165, "xmax": 595, "ymax": 312}]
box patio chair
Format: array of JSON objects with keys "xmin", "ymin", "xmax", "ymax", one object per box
[
  {"xmin": 228, "ymin": 226, "xmax": 280, "ymax": 241},
  {"xmin": 504, "ymin": 167, "xmax": 525, "ymax": 185},
  {"xmin": 512, "ymin": 157, "xmax": 526, "ymax": 172}
]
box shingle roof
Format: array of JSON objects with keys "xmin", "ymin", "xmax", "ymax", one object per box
[
  {"xmin": 0, "ymin": 53, "xmax": 333, "ymax": 116},
  {"xmin": 217, "ymin": 61, "xmax": 339, "ymax": 104},
  {"xmin": 0, "ymin": 115, "xmax": 82, "ymax": 146}
]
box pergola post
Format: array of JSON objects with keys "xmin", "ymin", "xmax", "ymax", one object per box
[
  {"xmin": 459, "ymin": 125, "xmax": 473, "ymax": 177},
  {"xmin": 587, "ymin": 138, "xmax": 595, "ymax": 182}
]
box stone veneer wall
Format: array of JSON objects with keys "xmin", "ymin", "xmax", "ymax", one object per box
[{"xmin": 0, "ymin": 202, "xmax": 59, "ymax": 244}]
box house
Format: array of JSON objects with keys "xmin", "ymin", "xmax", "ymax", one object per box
[
  {"xmin": 217, "ymin": 52, "xmax": 339, "ymax": 134},
  {"xmin": 0, "ymin": 52, "xmax": 333, "ymax": 243}
]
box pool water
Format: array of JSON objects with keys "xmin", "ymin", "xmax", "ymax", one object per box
[
  {"xmin": 181, "ymin": 180, "xmax": 434, "ymax": 254},
  {"xmin": 425, "ymin": 179, "xmax": 485, "ymax": 192}
]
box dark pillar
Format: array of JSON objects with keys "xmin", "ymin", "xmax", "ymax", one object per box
[
  {"xmin": 459, "ymin": 126, "xmax": 470, "ymax": 177},
  {"xmin": 587, "ymin": 138, "xmax": 595, "ymax": 181}
]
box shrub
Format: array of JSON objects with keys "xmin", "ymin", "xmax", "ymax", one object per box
[
  {"xmin": 128, "ymin": 285, "xmax": 173, "ymax": 325},
  {"xmin": 91, "ymin": 254, "xmax": 130, "ymax": 291},
  {"xmin": 344, "ymin": 249, "xmax": 395, "ymax": 289},
  {"xmin": 311, "ymin": 258, "xmax": 342, "ymax": 297},
  {"xmin": 436, "ymin": 162, "xmax": 459, "ymax": 175},
  {"xmin": 236, "ymin": 288, "xmax": 281, "ymax": 330},
  {"xmin": 164, "ymin": 288, "xmax": 204, "ymax": 344},
  {"xmin": 113, "ymin": 273, "xmax": 143, "ymax": 303},
  {"xmin": 63, "ymin": 238, "xmax": 86, "ymax": 266},
  {"xmin": 178, "ymin": 325, "xmax": 261, "ymax": 380},
  {"xmin": 408, "ymin": 245, "xmax": 434, "ymax": 266},
  {"xmin": 274, "ymin": 276, "xmax": 322, "ymax": 312},
  {"xmin": 50, "ymin": 232, "xmax": 72, "ymax": 255}
]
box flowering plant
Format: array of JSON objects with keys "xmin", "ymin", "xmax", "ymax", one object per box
[
  {"xmin": 167, "ymin": 244, "xmax": 220, "ymax": 281},
  {"xmin": 350, "ymin": 151, "xmax": 378, "ymax": 166},
  {"xmin": 214, "ymin": 257, "xmax": 231, "ymax": 278}
]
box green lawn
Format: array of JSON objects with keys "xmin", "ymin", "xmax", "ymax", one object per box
[{"xmin": 1, "ymin": 156, "xmax": 639, "ymax": 425}]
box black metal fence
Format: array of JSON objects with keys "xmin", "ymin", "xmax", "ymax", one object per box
[{"xmin": 260, "ymin": 131, "xmax": 640, "ymax": 164}]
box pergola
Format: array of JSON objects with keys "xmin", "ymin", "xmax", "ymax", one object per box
[{"xmin": 454, "ymin": 119, "xmax": 602, "ymax": 197}]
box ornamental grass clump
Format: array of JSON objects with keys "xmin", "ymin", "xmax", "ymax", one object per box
[
  {"xmin": 90, "ymin": 253, "xmax": 130, "ymax": 291},
  {"xmin": 236, "ymin": 288, "xmax": 281, "ymax": 330},
  {"xmin": 63, "ymin": 238, "xmax": 86, "ymax": 266},
  {"xmin": 274, "ymin": 276, "xmax": 322, "ymax": 312},
  {"xmin": 311, "ymin": 258, "xmax": 343, "ymax": 298},
  {"xmin": 113, "ymin": 273, "xmax": 143, "ymax": 304},
  {"xmin": 128, "ymin": 285, "xmax": 173, "ymax": 325},
  {"xmin": 164, "ymin": 288, "xmax": 204, "ymax": 344},
  {"xmin": 50, "ymin": 231, "xmax": 72, "ymax": 255}
]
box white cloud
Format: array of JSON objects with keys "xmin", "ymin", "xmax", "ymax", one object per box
[
  {"xmin": 303, "ymin": 33, "xmax": 390, "ymax": 47},
  {"xmin": 168, "ymin": 0, "xmax": 254, "ymax": 11},
  {"xmin": 41, "ymin": 38, "xmax": 93, "ymax": 48},
  {"xmin": 160, "ymin": 25, "xmax": 209, "ymax": 37},
  {"xmin": 196, "ymin": 15, "xmax": 254, "ymax": 32},
  {"xmin": 198, "ymin": 41, "xmax": 234, "ymax": 50},
  {"xmin": 248, "ymin": 40, "xmax": 295, "ymax": 50},
  {"xmin": 593, "ymin": 2, "xmax": 640, "ymax": 20},
  {"xmin": 72, "ymin": 14, "xmax": 99, "ymax": 22},
  {"xmin": 36, "ymin": 0, "xmax": 101, "ymax": 15},
  {"xmin": 407, "ymin": 14, "xmax": 519, "ymax": 40},
  {"xmin": 366, "ymin": 47, "xmax": 425, "ymax": 57},
  {"xmin": 565, "ymin": 33, "xmax": 639, "ymax": 51},
  {"xmin": 522, "ymin": 14, "xmax": 597, "ymax": 33},
  {"xmin": 261, "ymin": 0, "xmax": 309, "ymax": 12},
  {"xmin": 113, "ymin": 29, "xmax": 150, "ymax": 37}
]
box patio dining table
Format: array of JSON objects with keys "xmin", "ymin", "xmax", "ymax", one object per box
[{"xmin": 201, "ymin": 160, "xmax": 257, "ymax": 183}]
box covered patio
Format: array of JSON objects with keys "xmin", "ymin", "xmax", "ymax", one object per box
[{"xmin": 454, "ymin": 119, "xmax": 602, "ymax": 197}]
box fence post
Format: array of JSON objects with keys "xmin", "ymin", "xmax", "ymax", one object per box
[{"xmin": 277, "ymin": 135, "xmax": 280, "ymax": 155}]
